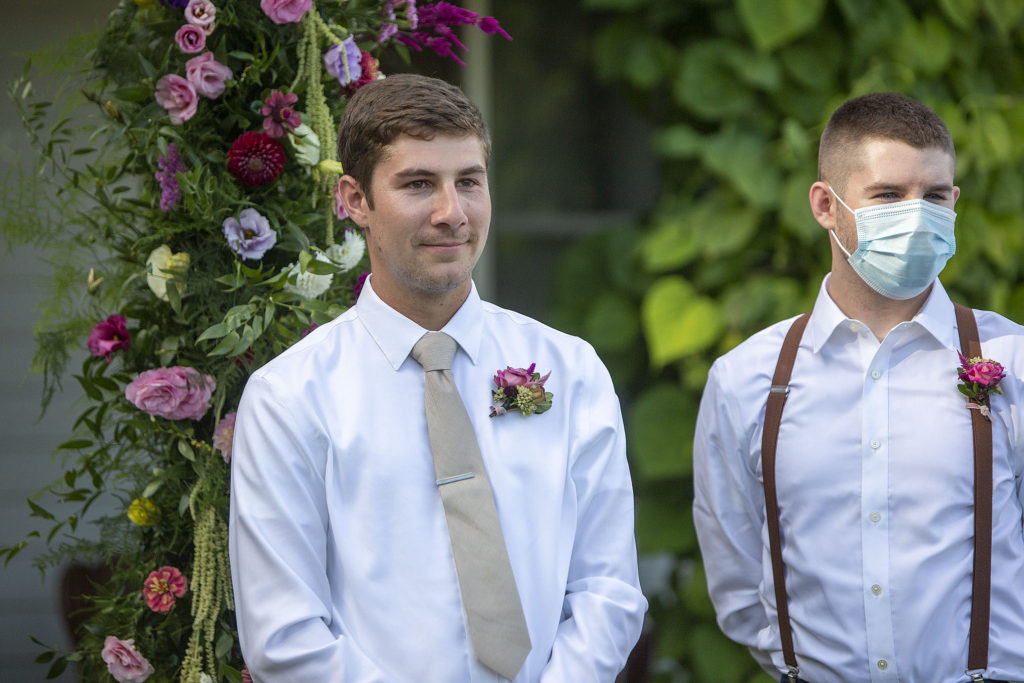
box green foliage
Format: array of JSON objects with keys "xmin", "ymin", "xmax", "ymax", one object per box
[{"xmin": 569, "ymin": 0, "xmax": 1024, "ymax": 678}]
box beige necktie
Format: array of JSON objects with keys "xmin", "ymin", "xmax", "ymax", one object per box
[{"xmin": 410, "ymin": 332, "xmax": 532, "ymax": 680}]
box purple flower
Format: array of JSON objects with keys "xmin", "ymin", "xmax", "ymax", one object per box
[
  {"xmin": 88, "ymin": 314, "xmax": 130, "ymax": 362},
  {"xmin": 174, "ymin": 24, "xmax": 206, "ymax": 53},
  {"xmin": 185, "ymin": 52, "xmax": 232, "ymax": 99},
  {"xmin": 155, "ymin": 144, "xmax": 186, "ymax": 211},
  {"xmin": 213, "ymin": 412, "xmax": 236, "ymax": 462},
  {"xmin": 125, "ymin": 366, "xmax": 216, "ymax": 421},
  {"xmin": 260, "ymin": 0, "xmax": 311, "ymax": 24},
  {"xmin": 261, "ymin": 90, "xmax": 301, "ymax": 138},
  {"xmin": 324, "ymin": 37, "xmax": 363, "ymax": 87},
  {"xmin": 159, "ymin": 0, "xmax": 189, "ymax": 8},
  {"xmin": 351, "ymin": 270, "xmax": 369, "ymax": 305},
  {"xmin": 222, "ymin": 208, "xmax": 277, "ymax": 260},
  {"xmin": 392, "ymin": 2, "xmax": 510, "ymax": 64},
  {"xmin": 477, "ymin": 16, "xmax": 511, "ymax": 40},
  {"xmin": 154, "ymin": 74, "xmax": 198, "ymax": 124}
]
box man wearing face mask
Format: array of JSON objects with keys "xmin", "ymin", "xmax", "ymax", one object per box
[{"xmin": 692, "ymin": 92, "xmax": 1024, "ymax": 683}]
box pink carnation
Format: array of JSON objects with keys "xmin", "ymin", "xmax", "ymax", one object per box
[
  {"xmin": 142, "ymin": 566, "xmax": 189, "ymax": 613},
  {"xmin": 174, "ymin": 24, "xmax": 206, "ymax": 53},
  {"xmin": 185, "ymin": 52, "xmax": 232, "ymax": 99},
  {"xmin": 154, "ymin": 74, "xmax": 198, "ymax": 124},
  {"xmin": 260, "ymin": 0, "xmax": 311, "ymax": 23},
  {"xmin": 88, "ymin": 314, "xmax": 130, "ymax": 362},
  {"xmin": 101, "ymin": 636, "xmax": 154, "ymax": 683},
  {"xmin": 213, "ymin": 412, "xmax": 237, "ymax": 462},
  {"xmin": 125, "ymin": 366, "xmax": 216, "ymax": 421}
]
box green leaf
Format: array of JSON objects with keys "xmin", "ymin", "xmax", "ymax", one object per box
[
  {"xmin": 215, "ymin": 631, "xmax": 234, "ymax": 659},
  {"xmin": 27, "ymin": 498, "xmax": 56, "ymax": 521},
  {"xmin": 177, "ymin": 440, "xmax": 196, "ymax": 462},
  {"xmin": 197, "ymin": 322, "xmax": 232, "ymax": 343},
  {"xmin": 672, "ymin": 41, "xmax": 756, "ymax": 121},
  {"xmin": 628, "ymin": 382, "xmax": 696, "ymax": 479},
  {"xmin": 583, "ymin": 293, "xmax": 640, "ymax": 352},
  {"xmin": 652, "ymin": 124, "xmax": 703, "ymax": 159},
  {"xmin": 737, "ymin": 0, "xmax": 827, "ymax": 51},
  {"xmin": 74, "ymin": 374, "xmax": 103, "ymax": 401},
  {"xmin": 209, "ymin": 331, "xmax": 241, "ymax": 357},
  {"xmin": 702, "ymin": 129, "xmax": 781, "ymax": 208},
  {"xmin": 688, "ymin": 623, "xmax": 754, "ymax": 681},
  {"xmin": 642, "ymin": 276, "xmax": 724, "ymax": 367},
  {"xmin": 58, "ymin": 438, "xmax": 92, "ymax": 450}
]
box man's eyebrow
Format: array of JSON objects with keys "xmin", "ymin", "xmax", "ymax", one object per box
[
  {"xmin": 392, "ymin": 165, "xmax": 487, "ymax": 178},
  {"xmin": 862, "ymin": 182, "xmax": 954, "ymax": 193}
]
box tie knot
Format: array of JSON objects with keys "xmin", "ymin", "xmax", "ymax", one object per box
[{"xmin": 411, "ymin": 332, "xmax": 457, "ymax": 372}]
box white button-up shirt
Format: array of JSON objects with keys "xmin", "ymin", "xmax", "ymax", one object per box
[
  {"xmin": 229, "ymin": 278, "xmax": 647, "ymax": 682},
  {"xmin": 693, "ymin": 277, "xmax": 1024, "ymax": 683}
]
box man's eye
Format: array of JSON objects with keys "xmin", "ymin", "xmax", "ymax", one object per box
[
  {"xmin": 458, "ymin": 178, "xmax": 480, "ymax": 188},
  {"xmin": 406, "ymin": 180, "xmax": 428, "ymax": 190}
]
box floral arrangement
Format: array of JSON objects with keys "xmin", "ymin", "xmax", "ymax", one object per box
[
  {"xmin": 2, "ymin": 0, "xmax": 508, "ymax": 680},
  {"xmin": 956, "ymin": 351, "xmax": 1006, "ymax": 420},
  {"xmin": 490, "ymin": 364, "xmax": 553, "ymax": 417}
]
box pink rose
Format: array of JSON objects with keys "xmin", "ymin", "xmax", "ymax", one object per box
[
  {"xmin": 184, "ymin": 0, "xmax": 216, "ymax": 34},
  {"xmin": 966, "ymin": 360, "xmax": 1005, "ymax": 387},
  {"xmin": 88, "ymin": 313, "xmax": 130, "ymax": 361},
  {"xmin": 101, "ymin": 636, "xmax": 154, "ymax": 683},
  {"xmin": 260, "ymin": 0, "xmax": 311, "ymax": 24},
  {"xmin": 185, "ymin": 52, "xmax": 232, "ymax": 99},
  {"xmin": 174, "ymin": 24, "xmax": 206, "ymax": 53},
  {"xmin": 213, "ymin": 411, "xmax": 236, "ymax": 462},
  {"xmin": 125, "ymin": 366, "xmax": 216, "ymax": 421},
  {"xmin": 154, "ymin": 74, "xmax": 198, "ymax": 124}
]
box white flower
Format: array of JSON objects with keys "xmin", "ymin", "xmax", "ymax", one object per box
[
  {"xmin": 325, "ymin": 230, "xmax": 366, "ymax": 273},
  {"xmin": 287, "ymin": 123, "xmax": 320, "ymax": 167},
  {"xmin": 283, "ymin": 252, "xmax": 333, "ymax": 298},
  {"xmin": 199, "ymin": 674, "xmax": 214, "ymax": 683},
  {"xmin": 146, "ymin": 245, "xmax": 190, "ymax": 301}
]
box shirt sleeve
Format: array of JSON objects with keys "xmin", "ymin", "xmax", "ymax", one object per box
[
  {"xmin": 228, "ymin": 374, "xmax": 390, "ymax": 682},
  {"xmin": 692, "ymin": 359, "xmax": 774, "ymax": 672},
  {"xmin": 540, "ymin": 351, "xmax": 648, "ymax": 681}
]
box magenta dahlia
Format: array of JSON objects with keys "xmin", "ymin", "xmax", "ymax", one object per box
[{"xmin": 228, "ymin": 131, "xmax": 286, "ymax": 186}]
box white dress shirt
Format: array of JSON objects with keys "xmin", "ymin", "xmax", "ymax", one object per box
[
  {"xmin": 693, "ymin": 276, "xmax": 1024, "ymax": 683},
  {"xmin": 229, "ymin": 278, "xmax": 647, "ymax": 682}
]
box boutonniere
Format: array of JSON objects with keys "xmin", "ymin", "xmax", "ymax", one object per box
[
  {"xmin": 956, "ymin": 351, "xmax": 1006, "ymax": 421},
  {"xmin": 489, "ymin": 363, "xmax": 553, "ymax": 417}
]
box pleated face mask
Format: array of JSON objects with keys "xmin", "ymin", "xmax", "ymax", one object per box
[{"xmin": 828, "ymin": 186, "xmax": 957, "ymax": 300}]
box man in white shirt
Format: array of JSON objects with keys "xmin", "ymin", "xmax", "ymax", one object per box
[
  {"xmin": 693, "ymin": 92, "xmax": 1024, "ymax": 683},
  {"xmin": 229, "ymin": 74, "xmax": 647, "ymax": 682}
]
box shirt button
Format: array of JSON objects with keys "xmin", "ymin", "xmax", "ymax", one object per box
[
  {"xmin": 870, "ymin": 439, "xmax": 881, "ymax": 449},
  {"xmin": 849, "ymin": 322, "xmax": 860, "ymax": 331},
  {"xmin": 877, "ymin": 659, "xmax": 888, "ymax": 670},
  {"xmin": 870, "ymin": 369, "xmax": 881, "ymax": 379},
  {"xmin": 870, "ymin": 512, "xmax": 881, "ymax": 523},
  {"xmin": 871, "ymin": 584, "xmax": 882, "ymax": 595}
]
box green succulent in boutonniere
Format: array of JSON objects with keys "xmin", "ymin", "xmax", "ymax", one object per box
[
  {"xmin": 956, "ymin": 351, "xmax": 1006, "ymax": 421},
  {"xmin": 490, "ymin": 364, "xmax": 553, "ymax": 417}
]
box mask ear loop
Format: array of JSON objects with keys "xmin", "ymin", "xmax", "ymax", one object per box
[{"xmin": 826, "ymin": 185, "xmax": 856, "ymax": 259}]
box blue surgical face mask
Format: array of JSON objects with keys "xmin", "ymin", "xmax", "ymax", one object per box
[{"xmin": 828, "ymin": 186, "xmax": 957, "ymax": 300}]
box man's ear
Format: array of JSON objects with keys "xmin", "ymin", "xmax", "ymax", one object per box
[
  {"xmin": 809, "ymin": 181, "xmax": 838, "ymax": 232},
  {"xmin": 338, "ymin": 175, "xmax": 371, "ymax": 229}
]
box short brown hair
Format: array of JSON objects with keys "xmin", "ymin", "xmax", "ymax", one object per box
[
  {"xmin": 818, "ymin": 92, "xmax": 955, "ymax": 192},
  {"xmin": 337, "ymin": 73, "xmax": 490, "ymax": 203}
]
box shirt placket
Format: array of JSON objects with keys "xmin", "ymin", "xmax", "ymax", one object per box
[{"xmin": 858, "ymin": 326, "xmax": 899, "ymax": 682}]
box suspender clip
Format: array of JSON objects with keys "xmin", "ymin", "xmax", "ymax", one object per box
[
  {"xmin": 770, "ymin": 384, "xmax": 790, "ymax": 396},
  {"xmin": 786, "ymin": 665, "xmax": 800, "ymax": 683},
  {"xmin": 966, "ymin": 669, "xmax": 985, "ymax": 682}
]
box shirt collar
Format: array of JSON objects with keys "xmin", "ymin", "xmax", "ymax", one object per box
[
  {"xmin": 805, "ymin": 275, "xmax": 959, "ymax": 353},
  {"xmin": 355, "ymin": 275, "xmax": 484, "ymax": 370}
]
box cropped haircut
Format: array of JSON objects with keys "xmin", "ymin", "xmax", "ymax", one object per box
[
  {"xmin": 818, "ymin": 92, "xmax": 955, "ymax": 193},
  {"xmin": 337, "ymin": 73, "xmax": 490, "ymax": 204}
]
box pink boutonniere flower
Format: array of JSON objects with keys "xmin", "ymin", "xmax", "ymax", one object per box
[
  {"xmin": 956, "ymin": 351, "xmax": 1006, "ymax": 421},
  {"xmin": 490, "ymin": 363, "xmax": 553, "ymax": 417}
]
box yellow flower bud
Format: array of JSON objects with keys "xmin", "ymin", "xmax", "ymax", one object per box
[{"xmin": 127, "ymin": 498, "xmax": 160, "ymax": 526}]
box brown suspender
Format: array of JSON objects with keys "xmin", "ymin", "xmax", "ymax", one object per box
[{"xmin": 761, "ymin": 304, "xmax": 993, "ymax": 681}]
